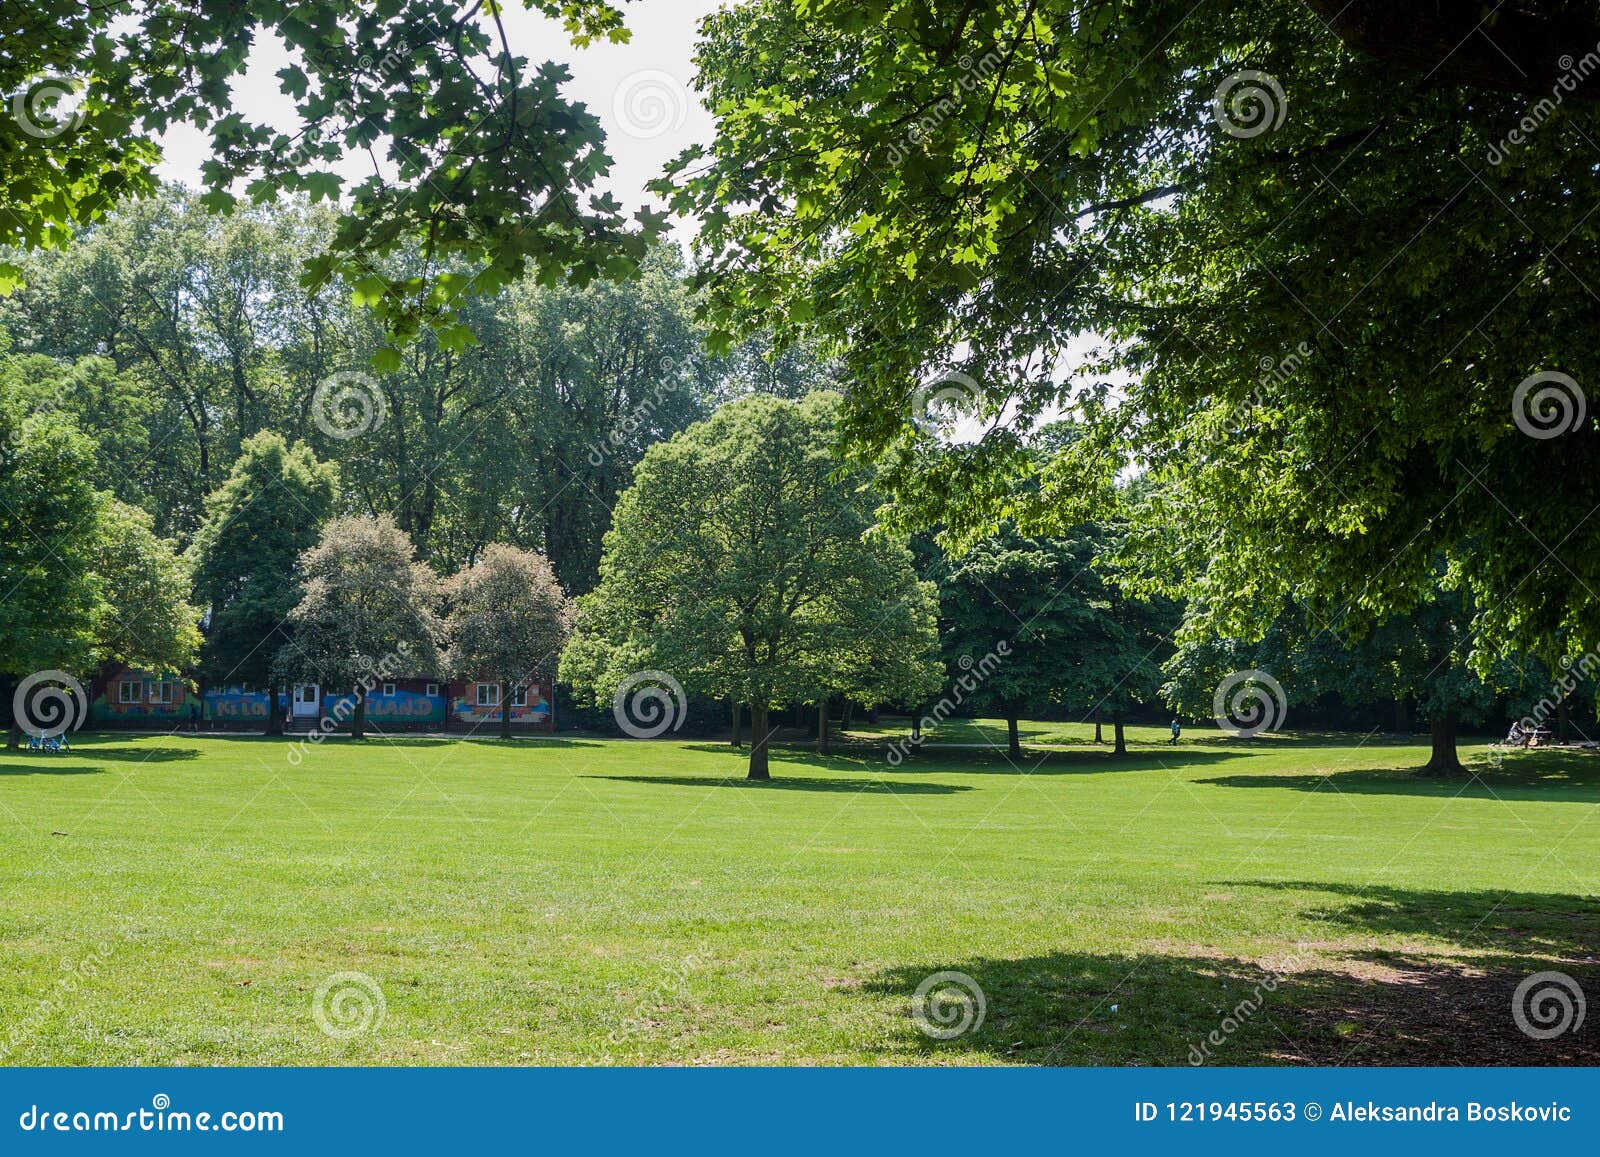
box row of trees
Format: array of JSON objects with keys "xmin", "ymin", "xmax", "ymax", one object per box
[
  {"xmin": 188, "ymin": 434, "xmax": 574, "ymax": 741},
  {"xmin": 0, "ymin": 187, "xmax": 826, "ymax": 588},
  {"xmin": 3, "ymin": 353, "xmax": 1565, "ymax": 771}
]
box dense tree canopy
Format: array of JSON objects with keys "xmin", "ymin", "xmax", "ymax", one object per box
[
  {"xmin": 91, "ymin": 498, "xmax": 203, "ymax": 677},
  {"xmin": 665, "ymin": 0, "xmax": 1600, "ymax": 681},
  {"xmin": 561, "ymin": 393, "xmax": 942, "ymax": 778},
  {"xmin": 188, "ymin": 431, "xmax": 339, "ymax": 732},
  {"xmin": 275, "ymin": 514, "xmax": 443, "ymax": 738},
  {"xmin": 935, "ymin": 523, "xmax": 1174, "ymax": 758},
  {"xmin": 445, "ymin": 544, "xmax": 574, "ymax": 738},
  {"xmin": 0, "ymin": 189, "xmax": 742, "ymax": 584}
]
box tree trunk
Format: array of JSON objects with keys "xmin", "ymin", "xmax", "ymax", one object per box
[
  {"xmin": 842, "ymin": 700, "xmax": 855, "ymax": 726},
  {"xmin": 1094, "ymin": 707, "xmax": 1103, "ymax": 744},
  {"xmin": 1418, "ymin": 710, "xmax": 1464, "ymax": 776},
  {"xmin": 1558, "ymin": 698, "xmax": 1572, "ymax": 745},
  {"xmin": 1112, "ymin": 710, "xmax": 1127, "ymax": 755},
  {"xmin": 909, "ymin": 709, "xmax": 923, "ymax": 756},
  {"xmin": 352, "ymin": 689, "xmax": 367, "ymax": 741},
  {"xmin": 500, "ymin": 680, "xmax": 513, "ymax": 740},
  {"xmin": 2, "ymin": 674, "xmax": 17, "ymax": 749},
  {"xmin": 265, "ymin": 683, "xmax": 282, "ymax": 736},
  {"xmin": 1393, "ymin": 696, "xmax": 1409, "ymax": 735},
  {"xmin": 1006, "ymin": 714, "xmax": 1021, "ymax": 761},
  {"xmin": 730, "ymin": 700, "xmax": 743, "ymax": 747},
  {"xmin": 748, "ymin": 703, "xmax": 771, "ymax": 780},
  {"xmin": 818, "ymin": 698, "xmax": 831, "ymax": 755}
]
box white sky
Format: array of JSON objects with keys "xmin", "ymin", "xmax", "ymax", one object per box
[{"xmin": 154, "ymin": 0, "xmax": 723, "ymax": 245}]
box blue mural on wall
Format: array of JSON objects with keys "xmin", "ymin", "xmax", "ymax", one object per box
[
  {"xmin": 320, "ymin": 688, "xmax": 447, "ymax": 728},
  {"xmin": 202, "ymin": 689, "xmax": 287, "ymax": 723}
]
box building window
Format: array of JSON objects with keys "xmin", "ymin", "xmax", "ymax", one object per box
[
  {"xmin": 511, "ymin": 685, "xmax": 528, "ymax": 707},
  {"xmin": 425, "ymin": 683, "xmax": 439, "ymax": 698},
  {"xmin": 476, "ymin": 683, "xmax": 500, "ymax": 708},
  {"xmin": 381, "ymin": 682, "xmax": 396, "ymax": 697},
  {"xmin": 119, "ymin": 680, "xmax": 140, "ymax": 704},
  {"xmin": 148, "ymin": 681, "xmax": 172, "ymax": 704}
]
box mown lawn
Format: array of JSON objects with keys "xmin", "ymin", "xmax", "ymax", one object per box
[{"xmin": 1, "ymin": 730, "xmax": 1596, "ymax": 1066}]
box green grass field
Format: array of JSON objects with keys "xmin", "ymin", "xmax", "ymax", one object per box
[{"xmin": 2, "ymin": 727, "xmax": 1596, "ymax": 1066}]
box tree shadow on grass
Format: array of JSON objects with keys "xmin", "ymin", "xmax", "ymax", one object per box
[
  {"xmin": 863, "ymin": 946, "xmax": 1600, "ymax": 1066},
  {"xmin": 1213, "ymin": 881, "xmax": 1600, "ymax": 962},
  {"xmin": 863, "ymin": 880, "xmax": 1600, "ymax": 1065},
  {"xmin": 682, "ymin": 742, "xmax": 1241, "ymax": 777},
  {"xmin": 1198, "ymin": 750, "xmax": 1600, "ymax": 803},
  {"xmin": 0, "ymin": 759, "xmax": 106, "ymax": 776},
  {"xmin": 587, "ymin": 773, "xmax": 970, "ymax": 795},
  {"xmin": 0, "ymin": 744, "xmax": 202, "ymax": 774},
  {"xmin": 58, "ymin": 745, "xmax": 200, "ymax": 763}
]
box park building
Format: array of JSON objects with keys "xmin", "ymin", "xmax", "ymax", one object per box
[{"xmin": 87, "ymin": 665, "xmax": 555, "ymax": 734}]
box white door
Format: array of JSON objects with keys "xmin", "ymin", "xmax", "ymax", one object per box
[{"xmin": 292, "ymin": 683, "xmax": 321, "ymax": 718}]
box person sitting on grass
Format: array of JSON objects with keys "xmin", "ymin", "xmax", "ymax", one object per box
[{"xmin": 1505, "ymin": 721, "xmax": 1525, "ymax": 746}]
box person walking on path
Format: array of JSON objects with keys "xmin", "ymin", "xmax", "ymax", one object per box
[{"xmin": 1169, "ymin": 717, "xmax": 1181, "ymax": 745}]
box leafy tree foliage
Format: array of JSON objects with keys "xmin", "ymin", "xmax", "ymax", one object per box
[
  {"xmin": 444, "ymin": 544, "xmax": 574, "ymax": 738},
  {"xmin": 935, "ymin": 523, "xmax": 1172, "ymax": 758},
  {"xmin": 275, "ymin": 514, "xmax": 442, "ymax": 739},
  {"xmin": 562, "ymin": 393, "xmax": 942, "ymax": 778},
  {"xmin": 188, "ymin": 432, "xmax": 339, "ymax": 733},
  {"xmin": 665, "ymin": 0, "xmax": 1600, "ymax": 678},
  {"xmin": 1, "ymin": 193, "xmax": 720, "ymax": 584},
  {"xmin": 4, "ymin": 0, "xmax": 664, "ymax": 343},
  {"xmin": 91, "ymin": 499, "xmax": 203, "ymax": 677},
  {"xmin": 0, "ymin": 387, "xmax": 103, "ymax": 742}
]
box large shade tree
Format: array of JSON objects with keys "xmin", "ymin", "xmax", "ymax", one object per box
[
  {"xmin": 444, "ymin": 545, "xmax": 575, "ymax": 739},
  {"xmin": 936, "ymin": 524, "xmax": 1174, "ymax": 759},
  {"xmin": 188, "ymin": 432, "xmax": 339, "ymax": 734},
  {"xmin": 1163, "ymin": 590, "xmax": 1514, "ymax": 773},
  {"xmin": 91, "ymin": 499, "xmax": 203, "ymax": 679},
  {"xmin": 275, "ymin": 514, "xmax": 442, "ymax": 739},
  {"xmin": 0, "ymin": 399, "xmax": 102, "ymax": 745},
  {"xmin": 561, "ymin": 393, "xmax": 942, "ymax": 779},
  {"xmin": 664, "ymin": 0, "xmax": 1600, "ymax": 689}
]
